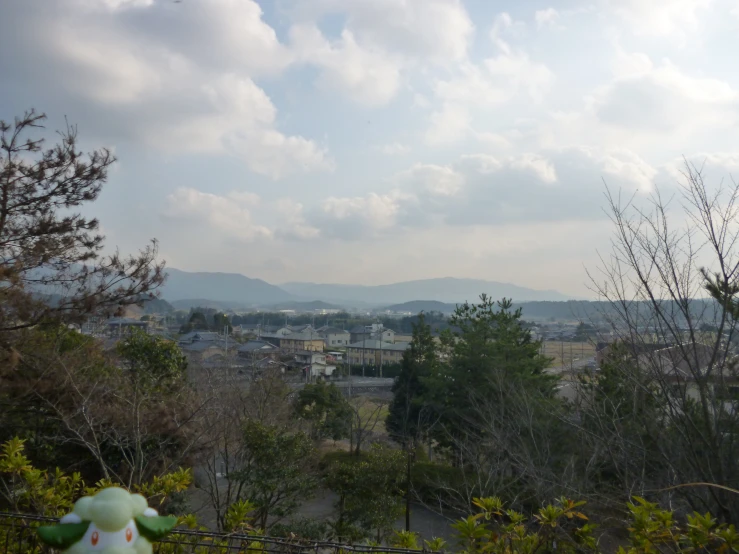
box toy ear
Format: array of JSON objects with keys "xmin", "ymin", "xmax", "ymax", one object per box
[
  {"xmin": 37, "ymin": 522, "xmax": 91, "ymax": 550},
  {"xmin": 134, "ymin": 515, "xmax": 178, "ymax": 542}
]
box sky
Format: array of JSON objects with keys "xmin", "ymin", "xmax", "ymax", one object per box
[{"xmin": 2, "ymin": 0, "xmax": 739, "ymax": 298}]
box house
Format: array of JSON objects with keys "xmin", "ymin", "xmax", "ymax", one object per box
[
  {"xmin": 280, "ymin": 331, "xmax": 325, "ymax": 353},
  {"xmin": 288, "ymin": 324, "xmax": 315, "ymax": 333},
  {"xmin": 327, "ymin": 351, "xmax": 344, "ymax": 362},
  {"xmin": 346, "ymin": 340, "xmax": 410, "ymax": 366},
  {"xmin": 294, "ymin": 350, "xmax": 336, "ymax": 378},
  {"xmin": 178, "ymin": 331, "xmax": 222, "ymax": 344},
  {"xmin": 179, "ymin": 340, "xmax": 226, "ymax": 363},
  {"xmin": 318, "ymin": 327, "xmax": 351, "ymax": 347},
  {"xmin": 107, "ymin": 318, "xmax": 148, "ymax": 338},
  {"xmin": 393, "ymin": 332, "xmax": 413, "ymax": 343},
  {"xmin": 237, "ymin": 340, "xmax": 279, "ymax": 360},
  {"xmin": 349, "ymin": 324, "xmax": 395, "ymax": 344}
]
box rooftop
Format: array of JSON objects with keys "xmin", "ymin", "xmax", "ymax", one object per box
[
  {"xmin": 347, "ymin": 340, "xmax": 410, "ymax": 351},
  {"xmin": 238, "ymin": 340, "xmax": 279, "ymax": 353}
]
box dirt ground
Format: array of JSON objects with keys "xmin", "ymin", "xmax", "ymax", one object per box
[{"xmin": 541, "ymin": 341, "xmax": 595, "ymax": 367}]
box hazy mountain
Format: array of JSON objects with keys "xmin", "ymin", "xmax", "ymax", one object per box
[
  {"xmin": 382, "ymin": 300, "xmax": 458, "ymax": 314},
  {"xmin": 161, "ymin": 269, "xmax": 293, "ymax": 306},
  {"xmin": 261, "ymin": 300, "xmax": 344, "ymax": 311},
  {"xmin": 281, "ymin": 277, "xmax": 573, "ymax": 305}
]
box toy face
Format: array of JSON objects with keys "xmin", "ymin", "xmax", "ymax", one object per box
[{"xmin": 80, "ymin": 520, "xmax": 140, "ymax": 550}]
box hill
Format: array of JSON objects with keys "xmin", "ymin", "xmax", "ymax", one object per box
[
  {"xmin": 281, "ymin": 277, "xmax": 573, "ymax": 306},
  {"xmin": 260, "ymin": 300, "xmax": 344, "ymax": 311},
  {"xmin": 160, "ymin": 269, "xmax": 292, "ymax": 306},
  {"xmin": 381, "ymin": 300, "xmax": 458, "ymax": 314}
]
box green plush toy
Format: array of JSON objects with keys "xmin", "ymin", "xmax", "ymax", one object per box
[{"xmin": 37, "ymin": 487, "xmax": 178, "ymax": 554}]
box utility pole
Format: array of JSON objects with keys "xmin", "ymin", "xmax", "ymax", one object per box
[
  {"xmin": 362, "ymin": 332, "xmax": 366, "ymax": 378},
  {"xmin": 405, "ymin": 443, "xmax": 414, "ymax": 531}
]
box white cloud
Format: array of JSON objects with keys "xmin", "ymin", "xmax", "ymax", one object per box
[
  {"xmin": 290, "ymin": 24, "xmax": 402, "ymax": 106},
  {"xmin": 311, "ymin": 190, "xmax": 416, "ymax": 240},
  {"xmin": 163, "ymin": 188, "xmax": 272, "ymax": 240},
  {"xmin": 510, "ymin": 153, "xmax": 558, "ymax": 184},
  {"xmin": 607, "ymin": 0, "xmax": 713, "ymax": 39},
  {"xmin": 1, "ymin": 0, "xmax": 328, "ymax": 179},
  {"xmin": 535, "ymin": 8, "xmax": 560, "ymax": 29},
  {"xmin": 293, "ymin": 0, "xmax": 473, "ymax": 62},
  {"xmin": 274, "ymin": 199, "xmax": 321, "ymax": 240},
  {"xmin": 395, "ymin": 163, "xmax": 465, "ymax": 197},
  {"xmin": 425, "ymin": 103, "xmax": 470, "ymax": 145},
  {"xmin": 593, "ymin": 60, "xmax": 739, "ymax": 135},
  {"xmin": 377, "ymin": 142, "xmax": 410, "ymax": 155}
]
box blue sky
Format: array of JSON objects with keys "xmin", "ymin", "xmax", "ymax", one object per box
[{"xmin": 2, "ymin": 0, "xmax": 739, "ymax": 298}]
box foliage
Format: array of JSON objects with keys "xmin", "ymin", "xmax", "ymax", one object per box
[
  {"xmin": 0, "ymin": 110, "xmax": 164, "ymax": 337},
  {"xmin": 324, "ymin": 445, "xmax": 405, "ymax": 542},
  {"xmin": 116, "ymin": 329, "xmax": 187, "ymax": 392},
  {"xmin": 293, "ymin": 382, "xmax": 352, "ymax": 441},
  {"xmin": 231, "ymin": 421, "xmax": 318, "ymax": 530},
  {"xmin": 0, "ymin": 437, "xmax": 191, "ymax": 517},
  {"xmin": 386, "ymin": 313, "xmax": 440, "ymax": 444},
  {"xmin": 270, "ymin": 518, "xmax": 331, "ymax": 541}
]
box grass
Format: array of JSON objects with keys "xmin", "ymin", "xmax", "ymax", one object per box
[{"xmin": 541, "ymin": 341, "xmax": 595, "ymax": 368}]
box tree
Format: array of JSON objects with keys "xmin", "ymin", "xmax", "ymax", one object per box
[
  {"xmin": 213, "ymin": 312, "xmax": 232, "ymax": 334},
  {"xmin": 434, "ymin": 296, "xmax": 556, "ymax": 452},
  {"xmin": 386, "ymin": 313, "xmax": 440, "ymax": 446},
  {"xmin": 294, "ymin": 382, "xmax": 352, "ymax": 441},
  {"xmin": 588, "ymin": 161, "xmax": 739, "ymax": 521},
  {"xmin": 0, "ymin": 324, "xmax": 203, "ymax": 490},
  {"xmin": 116, "ymin": 329, "xmax": 187, "ymax": 392},
  {"xmin": 232, "ymin": 421, "xmax": 318, "ymax": 530},
  {"xmin": 348, "ymin": 397, "xmax": 387, "ymax": 456},
  {"xmin": 325, "ymin": 445, "xmax": 405, "ymax": 542},
  {"xmin": 0, "ymin": 110, "xmax": 164, "ymax": 340}
]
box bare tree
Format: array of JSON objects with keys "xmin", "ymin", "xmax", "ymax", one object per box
[{"xmin": 586, "ymin": 160, "xmax": 739, "ymax": 521}]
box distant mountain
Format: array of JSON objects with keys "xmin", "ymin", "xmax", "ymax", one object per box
[
  {"xmin": 382, "ymin": 300, "xmax": 458, "ymax": 314},
  {"xmin": 161, "ymin": 269, "xmax": 293, "ymax": 306},
  {"xmin": 261, "ymin": 300, "xmax": 344, "ymax": 311},
  {"xmin": 281, "ymin": 277, "xmax": 573, "ymax": 306},
  {"xmin": 169, "ymin": 298, "xmax": 237, "ymax": 311}
]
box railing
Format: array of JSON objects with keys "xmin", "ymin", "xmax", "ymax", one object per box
[{"xmin": 0, "ymin": 513, "xmax": 425, "ymax": 554}]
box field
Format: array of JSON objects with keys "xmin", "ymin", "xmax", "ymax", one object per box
[{"xmin": 541, "ymin": 340, "xmax": 596, "ymax": 367}]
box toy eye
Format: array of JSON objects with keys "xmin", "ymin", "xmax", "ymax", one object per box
[
  {"xmin": 126, "ymin": 528, "xmax": 133, "ymax": 542},
  {"xmin": 91, "ymin": 531, "xmax": 99, "ymax": 546}
]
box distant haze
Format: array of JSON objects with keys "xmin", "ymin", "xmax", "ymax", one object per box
[{"xmin": 160, "ymin": 269, "xmax": 573, "ymax": 309}]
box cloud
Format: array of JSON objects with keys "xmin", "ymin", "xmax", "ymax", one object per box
[
  {"xmin": 162, "ymin": 188, "xmax": 272, "ymax": 240},
  {"xmin": 274, "ymin": 199, "xmax": 321, "ymax": 241},
  {"xmin": 0, "ymin": 0, "xmax": 330, "ymax": 179},
  {"xmin": 593, "ymin": 60, "xmax": 739, "ymax": 135},
  {"xmin": 425, "ymin": 103, "xmax": 470, "ymax": 145},
  {"xmin": 425, "ymin": 15, "xmax": 553, "ymax": 144},
  {"xmin": 607, "ymin": 0, "xmax": 712, "ymax": 39},
  {"xmin": 395, "ymin": 163, "xmax": 465, "ymax": 197},
  {"xmin": 290, "ymin": 25, "xmax": 402, "ymax": 107},
  {"xmin": 292, "ymin": 0, "xmax": 473, "ymax": 62},
  {"xmin": 377, "ymin": 142, "xmax": 410, "ymax": 155},
  {"xmin": 535, "ymin": 8, "xmax": 560, "ymax": 29}
]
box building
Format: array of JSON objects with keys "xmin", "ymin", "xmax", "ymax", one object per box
[
  {"xmin": 349, "ymin": 324, "xmax": 395, "ymax": 344},
  {"xmin": 294, "ymin": 350, "xmax": 336, "ymax": 378},
  {"xmin": 346, "ymin": 340, "xmax": 410, "ymax": 366},
  {"xmin": 107, "ymin": 318, "xmax": 148, "ymax": 338},
  {"xmin": 318, "ymin": 327, "xmax": 351, "ymax": 347},
  {"xmin": 279, "ymin": 331, "xmax": 325, "ymax": 353},
  {"xmin": 179, "ymin": 341, "xmax": 227, "ymax": 363},
  {"xmin": 393, "ymin": 332, "xmax": 413, "ymax": 343},
  {"xmin": 237, "ymin": 340, "xmax": 279, "ymax": 360}
]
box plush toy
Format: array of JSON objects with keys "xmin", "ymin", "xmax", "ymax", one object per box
[{"xmin": 37, "ymin": 487, "xmax": 178, "ymax": 554}]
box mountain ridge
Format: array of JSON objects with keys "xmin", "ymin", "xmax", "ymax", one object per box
[{"xmin": 159, "ymin": 269, "xmax": 574, "ymax": 308}]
